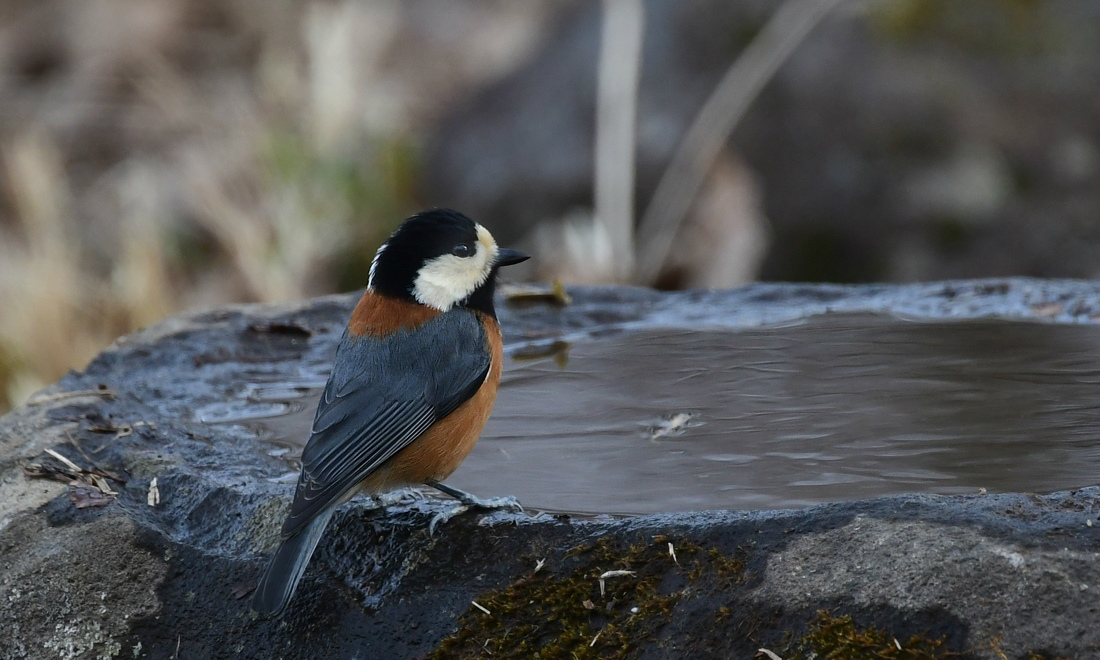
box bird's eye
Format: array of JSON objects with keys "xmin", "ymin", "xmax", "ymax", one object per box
[{"xmin": 452, "ymin": 244, "xmax": 472, "ymax": 258}]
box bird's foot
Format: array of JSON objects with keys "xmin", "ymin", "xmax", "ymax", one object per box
[
  {"xmin": 425, "ymin": 480, "xmax": 522, "ymax": 512},
  {"xmin": 368, "ymin": 488, "xmax": 424, "ymax": 509},
  {"xmin": 425, "ymin": 481, "xmax": 522, "ymax": 536},
  {"xmin": 428, "ymin": 504, "xmax": 468, "ymax": 537},
  {"xmin": 458, "ymin": 493, "xmax": 523, "ymax": 511}
]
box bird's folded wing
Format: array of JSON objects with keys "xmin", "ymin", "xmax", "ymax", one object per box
[{"xmin": 280, "ymin": 310, "xmax": 490, "ymax": 538}]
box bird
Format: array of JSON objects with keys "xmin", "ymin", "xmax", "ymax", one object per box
[{"xmin": 251, "ymin": 208, "xmax": 529, "ymax": 616}]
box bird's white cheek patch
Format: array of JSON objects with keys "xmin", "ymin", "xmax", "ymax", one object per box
[
  {"xmin": 475, "ymin": 224, "xmax": 498, "ymax": 260},
  {"xmin": 413, "ymin": 227, "xmax": 498, "ymax": 311}
]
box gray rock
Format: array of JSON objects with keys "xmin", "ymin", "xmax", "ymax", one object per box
[{"xmin": 2, "ymin": 280, "xmax": 1100, "ymax": 658}]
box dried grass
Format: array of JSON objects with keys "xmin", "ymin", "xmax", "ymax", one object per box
[
  {"xmin": 0, "ymin": 130, "xmax": 107, "ymax": 407},
  {"xmin": 0, "ymin": 1, "xmax": 557, "ymax": 413}
]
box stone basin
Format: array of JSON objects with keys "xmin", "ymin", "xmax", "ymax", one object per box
[
  {"xmin": 251, "ymin": 312, "xmax": 1100, "ymax": 515},
  {"xmin": 2, "ymin": 279, "xmax": 1099, "ymax": 659}
]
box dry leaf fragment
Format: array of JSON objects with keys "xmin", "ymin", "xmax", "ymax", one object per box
[
  {"xmin": 549, "ymin": 280, "xmax": 572, "ymax": 305},
  {"xmin": 22, "ymin": 461, "xmax": 75, "ymax": 481},
  {"xmin": 597, "ymin": 570, "xmax": 636, "ymax": 596},
  {"xmin": 147, "ymin": 477, "xmax": 160, "ymax": 507},
  {"xmin": 30, "ymin": 447, "xmax": 124, "ymax": 506},
  {"xmin": 44, "ymin": 448, "xmax": 82, "ymax": 473},
  {"xmin": 503, "ymin": 281, "xmax": 572, "ymax": 306},
  {"xmin": 70, "ymin": 487, "xmax": 114, "ymax": 509},
  {"xmin": 26, "ymin": 389, "xmax": 116, "ymax": 406},
  {"xmin": 90, "ymin": 474, "xmax": 118, "ymax": 496}
]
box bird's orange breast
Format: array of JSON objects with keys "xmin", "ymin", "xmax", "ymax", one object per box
[
  {"xmin": 347, "ymin": 290, "xmax": 441, "ymax": 337},
  {"xmin": 358, "ymin": 313, "xmax": 504, "ymax": 492}
]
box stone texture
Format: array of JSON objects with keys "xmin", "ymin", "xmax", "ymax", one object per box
[{"xmin": 2, "ymin": 280, "xmax": 1100, "ymax": 658}]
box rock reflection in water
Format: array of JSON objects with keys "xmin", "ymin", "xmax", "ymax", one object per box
[{"xmin": 254, "ymin": 314, "xmax": 1100, "ymax": 514}]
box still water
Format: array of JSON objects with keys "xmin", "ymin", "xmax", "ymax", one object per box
[{"xmin": 247, "ymin": 314, "xmax": 1100, "ymax": 514}]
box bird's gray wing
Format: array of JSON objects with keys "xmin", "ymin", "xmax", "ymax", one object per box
[{"xmin": 280, "ymin": 309, "xmax": 490, "ymax": 538}]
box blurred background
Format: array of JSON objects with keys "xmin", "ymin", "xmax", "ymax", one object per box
[{"xmin": 0, "ymin": 0, "xmax": 1098, "ymax": 413}]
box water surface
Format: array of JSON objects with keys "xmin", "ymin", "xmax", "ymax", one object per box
[{"xmin": 248, "ymin": 313, "xmax": 1100, "ymax": 514}]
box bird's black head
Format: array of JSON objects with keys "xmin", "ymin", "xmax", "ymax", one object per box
[{"xmin": 368, "ymin": 209, "xmax": 528, "ymax": 318}]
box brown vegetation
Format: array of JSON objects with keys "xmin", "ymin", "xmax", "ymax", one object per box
[{"xmin": 0, "ymin": 0, "xmax": 560, "ymax": 411}]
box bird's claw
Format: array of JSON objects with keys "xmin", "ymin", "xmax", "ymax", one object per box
[
  {"xmin": 427, "ymin": 495, "xmax": 523, "ymax": 536},
  {"xmin": 369, "ymin": 488, "xmax": 423, "ymax": 509},
  {"xmin": 456, "ymin": 494, "xmax": 523, "ymax": 512},
  {"xmin": 429, "ymin": 504, "xmax": 469, "ymax": 536}
]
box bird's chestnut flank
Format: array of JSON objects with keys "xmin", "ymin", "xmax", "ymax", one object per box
[{"xmin": 252, "ymin": 208, "xmax": 529, "ymax": 616}]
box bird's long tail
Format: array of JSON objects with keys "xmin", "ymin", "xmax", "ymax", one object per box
[{"xmin": 251, "ymin": 509, "xmax": 335, "ymax": 616}]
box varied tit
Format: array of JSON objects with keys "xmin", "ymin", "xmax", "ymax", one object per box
[{"xmin": 252, "ymin": 208, "xmax": 529, "ymax": 616}]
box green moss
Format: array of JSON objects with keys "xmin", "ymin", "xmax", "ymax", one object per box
[
  {"xmin": 707, "ymin": 547, "xmax": 745, "ymax": 581},
  {"xmin": 787, "ymin": 612, "xmax": 960, "ymax": 660},
  {"xmin": 430, "ymin": 536, "xmax": 744, "ymax": 660}
]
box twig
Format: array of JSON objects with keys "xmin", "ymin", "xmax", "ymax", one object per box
[
  {"xmin": 147, "ymin": 477, "xmax": 160, "ymax": 507},
  {"xmin": 44, "ymin": 447, "xmax": 82, "ymax": 473},
  {"xmin": 25, "ymin": 389, "xmax": 116, "ymax": 406},
  {"xmin": 635, "ymin": 0, "xmax": 845, "ymax": 284},
  {"xmin": 594, "ymin": 0, "xmax": 646, "ymax": 281},
  {"xmin": 597, "ymin": 569, "xmax": 636, "ymax": 596}
]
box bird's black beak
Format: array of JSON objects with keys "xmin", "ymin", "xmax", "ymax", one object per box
[{"xmin": 495, "ymin": 247, "xmax": 530, "ymax": 267}]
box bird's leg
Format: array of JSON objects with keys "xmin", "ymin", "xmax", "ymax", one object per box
[
  {"xmin": 426, "ymin": 480, "xmax": 522, "ymax": 511},
  {"xmin": 425, "ymin": 481, "xmax": 522, "ymax": 536},
  {"xmin": 369, "ymin": 488, "xmax": 424, "ymax": 508}
]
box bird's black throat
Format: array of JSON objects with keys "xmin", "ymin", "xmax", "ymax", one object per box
[{"xmin": 461, "ymin": 273, "xmax": 499, "ymax": 319}]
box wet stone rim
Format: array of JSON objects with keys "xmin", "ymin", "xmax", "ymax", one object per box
[{"xmin": 1, "ymin": 278, "xmax": 1099, "ymax": 659}]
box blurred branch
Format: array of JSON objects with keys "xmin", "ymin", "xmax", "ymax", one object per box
[
  {"xmin": 634, "ymin": 0, "xmax": 845, "ymax": 285},
  {"xmin": 595, "ymin": 0, "xmax": 646, "ymax": 281}
]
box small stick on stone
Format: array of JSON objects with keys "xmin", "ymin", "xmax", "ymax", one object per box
[
  {"xmin": 147, "ymin": 477, "xmax": 160, "ymax": 507},
  {"xmin": 44, "ymin": 448, "xmax": 82, "ymax": 473},
  {"xmin": 26, "ymin": 389, "xmax": 117, "ymax": 406},
  {"xmin": 598, "ymin": 570, "xmax": 635, "ymax": 596}
]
